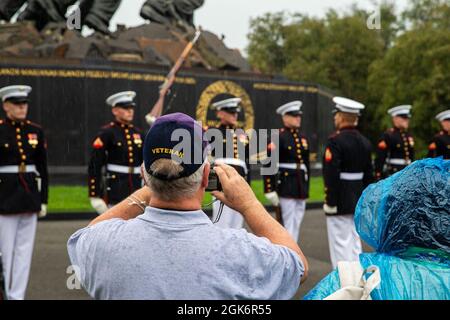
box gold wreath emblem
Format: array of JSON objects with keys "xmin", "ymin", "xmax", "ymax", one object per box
[{"xmin": 196, "ymin": 80, "xmax": 255, "ymax": 136}]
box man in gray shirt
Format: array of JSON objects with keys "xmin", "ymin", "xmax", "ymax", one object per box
[{"xmin": 67, "ymin": 112, "xmax": 308, "ymax": 300}]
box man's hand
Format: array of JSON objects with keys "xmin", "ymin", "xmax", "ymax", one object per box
[
  {"xmin": 90, "ymin": 197, "xmax": 108, "ymax": 215},
  {"xmin": 213, "ymin": 165, "xmax": 309, "ymax": 279},
  {"xmin": 211, "ymin": 164, "xmax": 259, "ymax": 216},
  {"xmin": 38, "ymin": 204, "xmax": 47, "ymax": 218},
  {"xmin": 265, "ymin": 192, "xmax": 280, "ymax": 207},
  {"xmin": 323, "ymin": 204, "xmax": 338, "ymax": 214}
]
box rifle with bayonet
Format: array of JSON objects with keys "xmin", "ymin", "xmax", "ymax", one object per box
[{"xmin": 145, "ymin": 30, "xmax": 201, "ymax": 126}]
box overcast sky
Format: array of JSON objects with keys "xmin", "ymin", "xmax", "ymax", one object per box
[{"xmin": 109, "ymin": 0, "xmax": 409, "ymax": 54}]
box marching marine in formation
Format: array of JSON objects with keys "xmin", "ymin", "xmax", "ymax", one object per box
[
  {"xmin": 322, "ymin": 97, "xmax": 373, "ymax": 269},
  {"xmin": 428, "ymin": 110, "xmax": 450, "ymax": 160},
  {"xmin": 263, "ymin": 101, "xmax": 310, "ymax": 242},
  {"xmin": 208, "ymin": 97, "xmax": 250, "ymax": 229},
  {"xmin": 88, "ymin": 91, "xmax": 144, "ymax": 214},
  {"xmin": 0, "ymin": 85, "xmax": 48, "ymax": 300},
  {"xmin": 374, "ymin": 105, "xmax": 415, "ymax": 180}
]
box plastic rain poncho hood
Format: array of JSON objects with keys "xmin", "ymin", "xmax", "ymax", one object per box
[{"xmin": 305, "ymin": 158, "xmax": 450, "ymax": 300}]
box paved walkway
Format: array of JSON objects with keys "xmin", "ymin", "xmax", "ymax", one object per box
[{"xmin": 26, "ymin": 209, "xmax": 370, "ymax": 300}]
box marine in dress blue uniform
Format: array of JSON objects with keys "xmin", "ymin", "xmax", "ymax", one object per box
[
  {"xmin": 263, "ymin": 101, "xmax": 310, "ymax": 242},
  {"xmin": 374, "ymin": 105, "xmax": 415, "ymax": 180},
  {"xmin": 208, "ymin": 98, "xmax": 250, "ymax": 229},
  {"xmin": 323, "ymin": 97, "xmax": 373, "ymax": 269},
  {"xmin": 0, "ymin": 85, "xmax": 48, "ymax": 300},
  {"xmin": 428, "ymin": 110, "xmax": 450, "ymax": 160},
  {"xmin": 88, "ymin": 91, "xmax": 144, "ymax": 214}
]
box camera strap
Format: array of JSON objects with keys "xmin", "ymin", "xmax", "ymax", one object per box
[{"xmin": 213, "ymin": 202, "xmax": 225, "ymax": 224}]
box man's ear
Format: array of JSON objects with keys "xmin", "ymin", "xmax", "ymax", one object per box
[{"xmin": 201, "ymin": 162, "xmax": 210, "ymax": 188}]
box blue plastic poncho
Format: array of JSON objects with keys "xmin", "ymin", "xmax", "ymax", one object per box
[{"xmin": 304, "ymin": 158, "xmax": 450, "ymax": 300}]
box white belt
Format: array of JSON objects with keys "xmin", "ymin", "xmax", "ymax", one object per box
[
  {"xmin": 387, "ymin": 159, "xmax": 411, "ymax": 166},
  {"xmin": 214, "ymin": 158, "xmax": 248, "ymax": 174},
  {"xmin": 278, "ymin": 163, "xmax": 308, "ymax": 172},
  {"xmin": 340, "ymin": 172, "xmax": 364, "ymax": 181},
  {"xmin": 0, "ymin": 165, "xmax": 37, "ymax": 174},
  {"xmin": 107, "ymin": 164, "xmax": 141, "ymax": 175}
]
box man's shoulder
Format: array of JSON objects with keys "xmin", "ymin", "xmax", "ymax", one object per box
[
  {"xmin": 379, "ymin": 128, "xmax": 391, "ymax": 137},
  {"xmin": 327, "ymin": 131, "xmax": 348, "ymax": 146},
  {"xmin": 357, "ymin": 132, "xmax": 372, "ymax": 145},
  {"xmin": 277, "ymin": 128, "xmax": 290, "ymax": 140},
  {"xmin": 215, "ymin": 228, "xmax": 303, "ymax": 275},
  {"xmin": 69, "ymin": 219, "xmax": 127, "ymax": 244},
  {"xmin": 386, "ymin": 128, "xmax": 395, "ymax": 134},
  {"xmin": 0, "ymin": 119, "xmax": 6, "ymax": 132},
  {"xmin": 94, "ymin": 123, "xmax": 118, "ymax": 139},
  {"xmin": 91, "ymin": 218, "xmax": 129, "ymax": 231},
  {"xmin": 212, "ymin": 227, "xmax": 261, "ymax": 246},
  {"xmin": 25, "ymin": 120, "xmax": 44, "ymax": 133},
  {"xmin": 99, "ymin": 122, "xmax": 116, "ymax": 131},
  {"xmin": 216, "ymin": 227, "xmax": 288, "ymax": 254},
  {"xmin": 299, "ymin": 133, "xmax": 309, "ymax": 140},
  {"xmin": 327, "ymin": 130, "xmax": 341, "ymax": 140},
  {"xmin": 131, "ymin": 125, "xmax": 143, "ymax": 134}
]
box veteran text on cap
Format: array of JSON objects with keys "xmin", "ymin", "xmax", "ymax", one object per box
[{"xmin": 143, "ymin": 113, "xmax": 209, "ymax": 181}]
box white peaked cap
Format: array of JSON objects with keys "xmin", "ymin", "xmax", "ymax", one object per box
[
  {"xmin": 276, "ymin": 101, "xmax": 303, "ymax": 115},
  {"xmin": 212, "ymin": 97, "xmax": 242, "ymax": 111},
  {"xmin": 0, "ymin": 85, "xmax": 32, "ymax": 102},
  {"xmin": 436, "ymin": 110, "xmax": 450, "ymax": 122},
  {"xmin": 388, "ymin": 105, "xmax": 412, "ymax": 117},
  {"xmin": 333, "ymin": 97, "xmax": 365, "ymax": 115},
  {"xmin": 106, "ymin": 91, "xmax": 137, "ymax": 107}
]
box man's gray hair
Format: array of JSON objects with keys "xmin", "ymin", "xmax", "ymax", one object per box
[{"xmin": 143, "ymin": 159, "xmax": 206, "ymax": 201}]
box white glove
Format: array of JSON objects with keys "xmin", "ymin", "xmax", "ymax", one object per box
[
  {"xmin": 145, "ymin": 114, "xmax": 157, "ymax": 126},
  {"xmin": 265, "ymin": 192, "xmax": 280, "ymax": 207},
  {"xmin": 323, "ymin": 204, "xmax": 338, "ymax": 215},
  {"xmin": 90, "ymin": 197, "xmax": 108, "ymax": 215},
  {"xmin": 38, "ymin": 204, "xmax": 47, "ymax": 218}
]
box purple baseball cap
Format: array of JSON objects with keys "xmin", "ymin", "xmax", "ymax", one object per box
[{"xmin": 143, "ymin": 113, "xmax": 209, "ymax": 180}]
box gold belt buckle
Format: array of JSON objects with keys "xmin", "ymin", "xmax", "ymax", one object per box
[
  {"xmin": 19, "ymin": 163, "xmax": 26, "ymax": 173},
  {"xmin": 129, "ymin": 167, "xmax": 134, "ymax": 174}
]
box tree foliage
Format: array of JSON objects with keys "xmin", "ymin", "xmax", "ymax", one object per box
[
  {"xmin": 401, "ymin": 0, "xmax": 450, "ymax": 29},
  {"xmin": 368, "ymin": 26, "xmax": 450, "ymax": 153},
  {"xmin": 246, "ymin": 0, "xmax": 450, "ymax": 155},
  {"xmin": 247, "ymin": 12, "xmax": 287, "ymax": 75}
]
